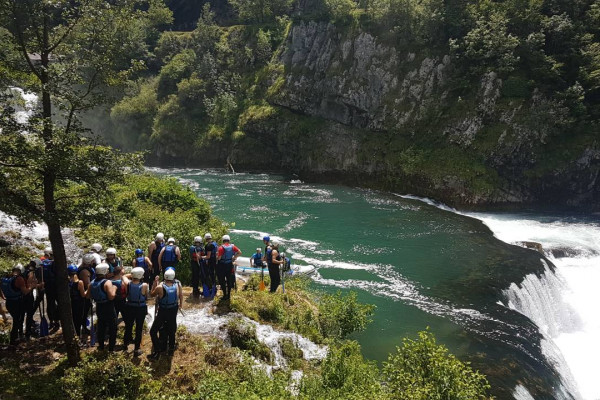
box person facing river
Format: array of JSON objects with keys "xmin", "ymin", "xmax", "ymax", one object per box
[
  {"xmin": 159, "ymin": 237, "xmax": 181, "ymax": 274},
  {"xmin": 85, "ymin": 263, "xmax": 117, "ymax": 352},
  {"xmin": 201, "ymin": 233, "xmax": 218, "ymax": 298},
  {"xmin": 124, "ymin": 267, "xmax": 148, "ymax": 357},
  {"xmin": 216, "ymin": 235, "xmax": 241, "ymax": 301},
  {"xmin": 132, "ymin": 248, "xmax": 152, "ymax": 283},
  {"xmin": 148, "ymin": 233, "xmax": 165, "ymax": 282},
  {"xmin": 190, "ymin": 236, "xmax": 204, "ymax": 298},
  {"xmin": 149, "ymin": 268, "xmax": 182, "ymax": 360}
]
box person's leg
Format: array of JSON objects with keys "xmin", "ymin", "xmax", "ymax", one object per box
[
  {"xmin": 191, "ymin": 262, "xmax": 200, "ymax": 295},
  {"xmin": 46, "ymin": 289, "xmax": 59, "ymax": 326},
  {"xmin": 96, "ymin": 304, "xmax": 107, "ymax": 350},
  {"xmin": 6, "ymin": 299, "xmax": 22, "ymax": 345},
  {"xmin": 149, "ymin": 310, "xmax": 166, "ymax": 353},
  {"xmin": 268, "ymin": 265, "xmax": 279, "ymax": 292},
  {"xmin": 134, "ymin": 306, "xmax": 147, "ymax": 350},
  {"xmin": 107, "ymin": 305, "xmax": 117, "ymax": 351},
  {"xmin": 216, "ymin": 263, "xmax": 227, "ymax": 297},
  {"xmin": 123, "ymin": 305, "xmax": 134, "ymax": 346},
  {"xmin": 167, "ymin": 307, "xmax": 177, "ymax": 352},
  {"xmin": 71, "ymin": 301, "xmax": 83, "ymax": 338},
  {"xmin": 24, "ymin": 295, "xmax": 34, "ymax": 337}
]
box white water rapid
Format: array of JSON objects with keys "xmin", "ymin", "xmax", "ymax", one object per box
[{"xmin": 465, "ymin": 213, "xmax": 600, "ymax": 400}]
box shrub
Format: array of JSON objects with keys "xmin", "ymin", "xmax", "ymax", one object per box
[
  {"xmin": 318, "ymin": 291, "xmax": 375, "ymax": 340},
  {"xmin": 62, "ymin": 353, "xmax": 154, "ymax": 400},
  {"xmin": 382, "ymin": 330, "xmax": 491, "ymax": 400}
]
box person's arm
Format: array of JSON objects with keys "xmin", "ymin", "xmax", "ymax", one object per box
[
  {"xmin": 250, "ymin": 255, "xmax": 254, "ymax": 267},
  {"xmin": 203, "ymin": 245, "xmax": 212, "ymax": 260},
  {"xmin": 176, "ymin": 247, "xmax": 181, "ymax": 261},
  {"xmin": 17, "ymin": 276, "xmax": 32, "ymax": 295},
  {"xmin": 158, "ymin": 247, "xmax": 165, "ymax": 271},
  {"xmin": 233, "ymin": 246, "xmax": 242, "ymax": 263},
  {"xmin": 178, "ymin": 283, "xmax": 183, "ymax": 308},
  {"xmin": 81, "ymin": 270, "xmax": 91, "ymax": 289},
  {"xmin": 216, "ymin": 246, "xmax": 222, "ymax": 262},
  {"xmin": 150, "ymin": 276, "xmax": 160, "ymax": 297},
  {"xmin": 84, "ymin": 284, "xmax": 92, "ymax": 299},
  {"xmin": 132, "ymin": 258, "xmax": 137, "ymax": 268},
  {"xmin": 78, "ymin": 281, "xmax": 86, "ymax": 298},
  {"xmin": 146, "ymin": 257, "xmax": 152, "ymax": 268},
  {"xmin": 122, "ymin": 275, "xmax": 130, "ymax": 286},
  {"xmin": 105, "ymin": 281, "xmax": 116, "ymax": 300},
  {"xmin": 272, "ymin": 250, "xmax": 283, "ymax": 265},
  {"xmin": 148, "ymin": 242, "xmax": 155, "ymax": 258},
  {"xmin": 142, "ymin": 283, "xmax": 149, "ymax": 297}
]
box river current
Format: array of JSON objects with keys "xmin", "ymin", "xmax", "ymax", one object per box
[{"xmin": 151, "ymin": 168, "xmax": 597, "ymax": 400}]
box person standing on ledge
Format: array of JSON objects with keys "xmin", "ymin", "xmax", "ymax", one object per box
[
  {"xmin": 216, "ymin": 235, "xmax": 241, "ymax": 300},
  {"xmin": 148, "ymin": 233, "xmax": 165, "ymax": 283},
  {"xmin": 85, "ymin": 262, "xmax": 117, "ymax": 351},
  {"xmin": 269, "ymin": 242, "xmax": 286, "ymax": 293},
  {"xmin": 1, "ymin": 264, "xmax": 34, "ymax": 346},
  {"xmin": 190, "ymin": 236, "xmax": 204, "ymax": 298},
  {"xmin": 159, "ymin": 237, "xmax": 181, "ymax": 275},
  {"xmin": 124, "ymin": 267, "xmax": 149, "ymax": 357},
  {"xmin": 149, "ymin": 268, "xmax": 181, "ymax": 360},
  {"xmin": 202, "ymin": 233, "xmax": 218, "ymax": 298},
  {"xmin": 132, "ymin": 248, "xmax": 152, "ymax": 283}
]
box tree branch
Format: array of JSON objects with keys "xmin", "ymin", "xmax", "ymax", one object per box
[{"xmin": 10, "ymin": 0, "xmax": 41, "ymax": 79}]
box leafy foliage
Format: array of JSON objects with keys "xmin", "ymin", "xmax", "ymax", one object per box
[
  {"xmin": 383, "ymin": 330, "xmax": 491, "ymax": 400},
  {"xmin": 318, "ymin": 291, "xmax": 375, "ymax": 339}
]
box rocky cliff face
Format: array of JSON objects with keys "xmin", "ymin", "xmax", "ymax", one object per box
[{"xmin": 232, "ymin": 20, "xmax": 599, "ymax": 210}]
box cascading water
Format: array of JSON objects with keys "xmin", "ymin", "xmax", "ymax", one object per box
[{"xmin": 467, "ymin": 213, "xmax": 600, "ymax": 400}]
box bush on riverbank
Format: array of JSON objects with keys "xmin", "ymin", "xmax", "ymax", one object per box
[{"xmin": 74, "ymin": 173, "xmax": 227, "ymax": 284}]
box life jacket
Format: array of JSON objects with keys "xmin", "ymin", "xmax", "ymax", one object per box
[
  {"xmin": 265, "ymin": 246, "xmax": 273, "ymax": 266},
  {"xmin": 190, "ymin": 245, "xmax": 204, "ymax": 262},
  {"xmin": 162, "ymin": 245, "xmax": 177, "ymax": 263},
  {"xmin": 135, "ymin": 256, "xmax": 147, "ymax": 271},
  {"xmin": 111, "ymin": 278, "xmax": 126, "ymax": 301},
  {"xmin": 90, "ymin": 279, "xmax": 108, "ymax": 303},
  {"xmin": 205, "ymin": 241, "xmax": 218, "ymax": 263},
  {"xmin": 151, "ymin": 241, "xmax": 165, "ymax": 264},
  {"xmin": 252, "ymin": 253, "xmax": 264, "ymax": 267},
  {"xmin": 41, "ymin": 259, "xmax": 56, "ymax": 282},
  {"xmin": 220, "ymin": 244, "xmax": 234, "ymax": 263},
  {"xmin": 106, "ymin": 258, "xmax": 121, "ymax": 273},
  {"xmin": 159, "ymin": 283, "xmax": 178, "ymax": 309},
  {"xmin": 1, "ymin": 276, "xmax": 22, "ymax": 301},
  {"xmin": 69, "ymin": 280, "xmax": 83, "ymax": 302},
  {"xmin": 127, "ymin": 282, "xmax": 146, "ymax": 307}
]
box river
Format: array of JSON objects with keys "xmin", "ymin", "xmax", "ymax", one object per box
[{"xmin": 149, "ymin": 167, "xmax": 600, "ymax": 400}]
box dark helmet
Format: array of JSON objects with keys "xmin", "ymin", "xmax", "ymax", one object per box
[
  {"xmin": 263, "ymin": 235, "xmax": 270, "ymax": 242},
  {"xmin": 67, "ymin": 264, "xmax": 78, "ymax": 275},
  {"xmin": 135, "ymin": 248, "xmax": 144, "ymax": 256}
]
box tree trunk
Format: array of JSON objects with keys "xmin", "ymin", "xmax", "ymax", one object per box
[{"xmin": 40, "ymin": 14, "xmax": 80, "ymax": 365}]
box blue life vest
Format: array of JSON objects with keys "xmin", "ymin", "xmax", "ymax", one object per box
[
  {"xmin": 127, "ymin": 282, "xmax": 146, "ymax": 306},
  {"xmin": 160, "ymin": 283, "xmax": 178, "ymax": 309},
  {"xmin": 69, "ymin": 280, "xmax": 83, "ymax": 302},
  {"xmin": 135, "ymin": 256, "xmax": 147, "ymax": 271},
  {"xmin": 42, "ymin": 259, "xmax": 56, "ymax": 282},
  {"xmin": 252, "ymin": 253, "xmax": 264, "ymax": 267},
  {"xmin": 1, "ymin": 276, "xmax": 22, "ymax": 301},
  {"xmin": 265, "ymin": 246, "xmax": 273, "ymax": 266},
  {"xmin": 90, "ymin": 279, "xmax": 108, "ymax": 303},
  {"xmin": 221, "ymin": 244, "xmax": 234, "ymax": 263},
  {"xmin": 190, "ymin": 245, "xmax": 203, "ymax": 262},
  {"xmin": 112, "ymin": 279, "xmax": 124, "ymax": 301},
  {"xmin": 162, "ymin": 245, "xmax": 177, "ymax": 263},
  {"xmin": 151, "ymin": 242, "xmax": 165, "ymax": 265},
  {"xmin": 107, "ymin": 258, "xmax": 121, "ymax": 273}
]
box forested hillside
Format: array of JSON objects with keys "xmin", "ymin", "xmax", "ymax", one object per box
[{"xmin": 92, "ymin": 0, "xmax": 600, "ymax": 209}]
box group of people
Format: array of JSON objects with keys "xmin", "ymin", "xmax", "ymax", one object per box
[{"xmin": 1, "ymin": 231, "xmax": 287, "ymax": 360}]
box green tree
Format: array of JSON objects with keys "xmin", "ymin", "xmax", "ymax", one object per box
[
  {"xmin": 0, "ymin": 0, "xmax": 160, "ymax": 365},
  {"xmin": 229, "ymin": 0, "xmax": 293, "ymax": 23},
  {"xmin": 383, "ymin": 330, "xmax": 491, "ymax": 400}
]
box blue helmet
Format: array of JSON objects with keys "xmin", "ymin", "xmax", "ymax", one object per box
[
  {"xmin": 135, "ymin": 248, "xmax": 143, "ymax": 256},
  {"xmin": 263, "ymin": 235, "xmax": 270, "ymax": 242},
  {"xmin": 67, "ymin": 264, "xmax": 78, "ymax": 275},
  {"xmin": 165, "ymin": 266, "xmax": 175, "ymax": 272}
]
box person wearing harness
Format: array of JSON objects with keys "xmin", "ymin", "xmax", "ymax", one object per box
[
  {"xmin": 68, "ymin": 264, "xmax": 86, "ymax": 341},
  {"xmin": 132, "ymin": 248, "xmax": 152, "ymax": 283},
  {"xmin": 158, "ymin": 237, "xmax": 181, "ymax": 274},
  {"xmin": 85, "ymin": 263, "xmax": 117, "ymax": 351},
  {"xmin": 104, "ymin": 248, "xmax": 122, "ymax": 278},
  {"xmin": 262, "ymin": 235, "xmax": 273, "ymax": 267},
  {"xmin": 148, "ymin": 233, "xmax": 165, "ymax": 283},
  {"xmin": 269, "ymin": 242, "xmax": 286, "ymax": 293},
  {"xmin": 190, "ymin": 236, "xmax": 205, "ymax": 298},
  {"xmin": 216, "ymin": 235, "xmax": 241, "ymax": 301},
  {"xmin": 250, "ymin": 248, "xmax": 264, "ymax": 268},
  {"xmin": 124, "ymin": 267, "xmax": 149, "ymax": 357},
  {"xmin": 201, "ymin": 233, "xmax": 218, "ymax": 298},
  {"xmin": 111, "ymin": 266, "xmax": 128, "ymax": 322},
  {"xmin": 149, "ymin": 268, "xmax": 182, "ymax": 360},
  {"xmin": 1, "ymin": 264, "xmax": 34, "ymax": 346},
  {"xmin": 38, "ymin": 247, "xmax": 59, "ymax": 331}
]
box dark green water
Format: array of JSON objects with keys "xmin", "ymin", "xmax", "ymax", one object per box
[{"xmin": 152, "ymin": 168, "xmax": 569, "ymax": 400}]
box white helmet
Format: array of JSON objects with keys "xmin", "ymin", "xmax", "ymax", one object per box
[
  {"xmin": 167, "ymin": 237, "xmax": 175, "ymax": 244},
  {"xmin": 13, "ymin": 263, "xmax": 25, "ymax": 273},
  {"xmin": 82, "ymin": 253, "xmax": 95, "ymax": 265},
  {"xmin": 106, "ymin": 247, "xmax": 117, "ymax": 256},
  {"xmin": 164, "ymin": 269, "xmax": 175, "ymax": 280},
  {"xmin": 95, "ymin": 262, "xmax": 109, "ymax": 275},
  {"xmin": 222, "ymin": 234, "xmax": 230, "ymax": 242},
  {"xmin": 44, "ymin": 247, "xmax": 53, "ymax": 256},
  {"xmin": 256, "ymin": 247, "xmax": 261, "ymax": 252},
  {"xmin": 204, "ymin": 233, "xmax": 212, "ymax": 240},
  {"xmin": 131, "ymin": 267, "xmax": 145, "ymax": 280},
  {"xmin": 271, "ymin": 241, "xmax": 279, "ymax": 248},
  {"xmin": 31, "ymin": 258, "xmax": 42, "ymax": 268},
  {"xmin": 156, "ymin": 233, "xmax": 165, "ymax": 241},
  {"xmin": 194, "ymin": 236, "xmax": 202, "ymax": 243},
  {"xmin": 91, "ymin": 243, "xmax": 102, "ymax": 253}
]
